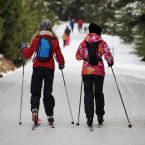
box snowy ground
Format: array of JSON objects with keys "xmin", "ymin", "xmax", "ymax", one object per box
[{"xmin": 0, "ymin": 22, "xmax": 145, "ymax": 145}]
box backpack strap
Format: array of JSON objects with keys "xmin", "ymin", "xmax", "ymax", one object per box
[
  {"xmin": 32, "ymin": 38, "xmax": 42, "ymax": 62},
  {"xmin": 43, "ymin": 37, "xmax": 53, "ymax": 60},
  {"xmin": 36, "ymin": 37, "xmax": 43, "ymax": 55}
]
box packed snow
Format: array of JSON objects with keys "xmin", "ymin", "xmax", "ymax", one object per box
[{"xmin": 0, "ymin": 22, "xmax": 145, "ymax": 145}]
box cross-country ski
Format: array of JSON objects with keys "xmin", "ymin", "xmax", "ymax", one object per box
[{"xmin": 32, "ymin": 123, "xmax": 41, "ymax": 130}]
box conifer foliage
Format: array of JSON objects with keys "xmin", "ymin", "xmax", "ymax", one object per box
[
  {"xmin": 0, "ymin": 0, "xmax": 145, "ymax": 65},
  {"xmin": 109, "ymin": 0, "xmax": 145, "ymax": 60},
  {"xmin": 0, "ymin": 0, "xmax": 57, "ymax": 66}
]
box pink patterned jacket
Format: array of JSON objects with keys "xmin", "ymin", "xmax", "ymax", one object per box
[{"xmin": 75, "ymin": 33, "xmax": 114, "ymax": 76}]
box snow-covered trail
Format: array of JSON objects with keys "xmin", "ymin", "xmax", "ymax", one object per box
[{"xmin": 0, "ymin": 22, "xmax": 145, "ymax": 145}]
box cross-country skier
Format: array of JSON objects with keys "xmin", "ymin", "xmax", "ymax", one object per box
[
  {"xmin": 65, "ymin": 26, "xmax": 71, "ymax": 45},
  {"xmin": 21, "ymin": 20, "xmax": 65, "ymax": 125},
  {"xmin": 70, "ymin": 19, "xmax": 75, "ymax": 32},
  {"xmin": 77, "ymin": 19, "xmax": 83, "ymax": 33},
  {"xmin": 62, "ymin": 32, "xmax": 67, "ymax": 47},
  {"xmin": 75, "ymin": 23, "xmax": 114, "ymax": 126}
]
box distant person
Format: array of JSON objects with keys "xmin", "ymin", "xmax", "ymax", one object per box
[
  {"xmin": 62, "ymin": 32, "xmax": 67, "ymax": 47},
  {"xmin": 70, "ymin": 19, "xmax": 75, "ymax": 32},
  {"xmin": 21, "ymin": 20, "xmax": 65, "ymax": 126},
  {"xmin": 75, "ymin": 23, "xmax": 114, "ymax": 127},
  {"xmin": 65, "ymin": 26, "xmax": 71, "ymax": 45},
  {"xmin": 77, "ymin": 19, "xmax": 83, "ymax": 33}
]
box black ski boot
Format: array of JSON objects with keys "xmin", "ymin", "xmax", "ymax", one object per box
[
  {"xmin": 87, "ymin": 118, "xmax": 93, "ymax": 126},
  {"xmin": 97, "ymin": 115, "xmax": 104, "ymax": 124}
]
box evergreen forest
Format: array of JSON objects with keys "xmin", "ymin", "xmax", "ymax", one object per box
[{"xmin": 0, "ymin": 0, "xmax": 145, "ymax": 66}]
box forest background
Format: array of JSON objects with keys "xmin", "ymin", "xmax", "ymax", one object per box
[{"xmin": 0, "ymin": 0, "xmax": 145, "ymax": 67}]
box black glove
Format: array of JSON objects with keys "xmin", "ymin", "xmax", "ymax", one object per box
[
  {"xmin": 59, "ymin": 66, "xmax": 64, "ymax": 70},
  {"xmin": 108, "ymin": 63, "xmax": 114, "ymax": 67}
]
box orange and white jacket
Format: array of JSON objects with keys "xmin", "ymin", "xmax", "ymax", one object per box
[{"xmin": 75, "ymin": 33, "xmax": 114, "ymax": 76}]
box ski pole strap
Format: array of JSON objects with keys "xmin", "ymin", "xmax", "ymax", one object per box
[{"xmin": 32, "ymin": 52, "xmax": 36, "ymax": 62}]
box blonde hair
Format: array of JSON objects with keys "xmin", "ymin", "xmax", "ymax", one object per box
[{"xmin": 31, "ymin": 30, "xmax": 59, "ymax": 41}]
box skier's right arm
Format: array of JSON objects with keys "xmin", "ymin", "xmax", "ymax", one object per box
[
  {"xmin": 75, "ymin": 42, "xmax": 84, "ymax": 61},
  {"xmin": 22, "ymin": 39, "xmax": 37, "ymax": 59}
]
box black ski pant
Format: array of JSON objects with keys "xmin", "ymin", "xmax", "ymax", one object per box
[
  {"xmin": 63, "ymin": 40, "xmax": 66, "ymax": 47},
  {"xmin": 30, "ymin": 67, "xmax": 55, "ymax": 116},
  {"xmin": 82, "ymin": 75, "xmax": 105, "ymax": 119}
]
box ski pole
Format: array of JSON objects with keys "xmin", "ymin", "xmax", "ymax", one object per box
[
  {"xmin": 19, "ymin": 59, "xmax": 25, "ymax": 125},
  {"xmin": 76, "ymin": 79, "xmax": 83, "ymax": 126},
  {"xmin": 61, "ymin": 70, "xmax": 74, "ymax": 124},
  {"xmin": 111, "ymin": 66, "xmax": 132, "ymax": 128},
  {"xmin": 53, "ymin": 55, "xmax": 74, "ymax": 124}
]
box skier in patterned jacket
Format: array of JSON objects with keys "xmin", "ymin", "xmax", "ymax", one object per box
[{"xmin": 75, "ymin": 23, "xmax": 114, "ymax": 126}]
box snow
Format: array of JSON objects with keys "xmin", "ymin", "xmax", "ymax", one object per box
[
  {"xmin": 0, "ymin": 22, "xmax": 145, "ymax": 145},
  {"xmin": 0, "ymin": 54, "xmax": 3, "ymax": 58}
]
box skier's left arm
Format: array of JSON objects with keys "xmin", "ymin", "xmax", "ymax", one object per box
[
  {"xmin": 103, "ymin": 42, "xmax": 114, "ymax": 66},
  {"xmin": 55, "ymin": 42, "xmax": 65, "ymax": 69}
]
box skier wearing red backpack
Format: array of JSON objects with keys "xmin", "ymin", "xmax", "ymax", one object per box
[
  {"xmin": 76, "ymin": 23, "xmax": 114, "ymax": 127},
  {"xmin": 21, "ymin": 20, "xmax": 65, "ymax": 126}
]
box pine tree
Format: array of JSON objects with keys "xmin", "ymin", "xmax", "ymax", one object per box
[
  {"xmin": 0, "ymin": 0, "xmax": 58, "ymax": 66},
  {"xmin": 0, "ymin": 17, "xmax": 4, "ymax": 41},
  {"xmin": 109, "ymin": 0, "xmax": 145, "ymax": 60},
  {"xmin": 0, "ymin": 0, "xmax": 33, "ymax": 65},
  {"xmin": 134, "ymin": 2, "xmax": 145, "ymax": 60},
  {"xmin": 81, "ymin": 0, "xmax": 114, "ymax": 32},
  {"xmin": 0, "ymin": 0, "xmax": 12, "ymax": 53}
]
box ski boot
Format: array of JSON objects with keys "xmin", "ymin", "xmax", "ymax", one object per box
[
  {"xmin": 32, "ymin": 108, "xmax": 41, "ymax": 124},
  {"xmin": 48, "ymin": 116, "xmax": 54, "ymax": 124},
  {"xmin": 87, "ymin": 118, "xmax": 93, "ymax": 126},
  {"xmin": 97, "ymin": 115, "xmax": 104, "ymax": 124}
]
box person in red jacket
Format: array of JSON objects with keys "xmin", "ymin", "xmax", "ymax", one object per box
[
  {"xmin": 21, "ymin": 20, "xmax": 65, "ymax": 125},
  {"xmin": 76, "ymin": 23, "xmax": 114, "ymax": 126},
  {"xmin": 77, "ymin": 19, "xmax": 83, "ymax": 33}
]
